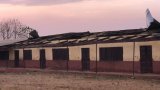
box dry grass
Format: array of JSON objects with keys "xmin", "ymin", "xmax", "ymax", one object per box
[{"xmin": 0, "ymin": 71, "xmax": 159, "ymax": 90}]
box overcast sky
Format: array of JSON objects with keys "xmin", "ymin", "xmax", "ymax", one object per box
[{"xmin": 0, "ymin": 0, "xmax": 160, "ymax": 36}]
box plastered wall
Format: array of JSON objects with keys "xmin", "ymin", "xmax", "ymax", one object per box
[
  {"xmin": 15, "ymin": 48, "xmax": 40, "ymax": 60},
  {"xmin": 98, "ymin": 42, "xmax": 134, "ymax": 61},
  {"xmin": 32, "ymin": 48, "xmax": 40, "ymax": 60},
  {"xmin": 19, "ymin": 49, "xmax": 23, "ymax": 60},
  {"xmin": 69, "ymin": 45, "xmax": 96, "ymax": 61},
  {"xmin": 135, "ymin": 41, "xmax": 160, "ymax": 61},
  {"xmin": 45, "ymin": 48, "xmax": 52, "ymax": 60},
  {"xmin": 10, "ymin": 41, "xmax": 160, "ymax": 62},
  {"xmin": 9, "ymin": 48, "xmax": 14, "ymax": 60},
  {"xmin": 68, "ymin": 41, "xmax": 160, "ymax": 61},
  {"xmin": 69, "ymin": 42, "xmax": 135, "ymax": 61}
]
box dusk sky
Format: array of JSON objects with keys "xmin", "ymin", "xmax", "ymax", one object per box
[{"xmin": 0, "ymin": 0, "xmax": 160, "ymax": 36}]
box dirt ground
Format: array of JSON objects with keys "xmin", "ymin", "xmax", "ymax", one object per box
[{"xmin": 0, "ymin": 71, "xmax": 159, "ymax": 90}]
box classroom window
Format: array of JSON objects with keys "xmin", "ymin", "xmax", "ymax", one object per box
[
  {"xmin": 52, "ymin": 48, "xmax": 69, "ymax": 60},
  {"xmin": 99, "ymin": 47, "xmax": 123, "ymax": 61},
  {"xmin": 23, "ymin": 50, "xmax": 32, "ymax": 60},
  {"xmin": 0, "ymin": 51, "xmax": 9, "ymax": 60}
]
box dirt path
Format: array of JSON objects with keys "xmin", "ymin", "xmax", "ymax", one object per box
[{"xmin": 0, "ymin": 72, "xmax": 159, "ymax": 90}]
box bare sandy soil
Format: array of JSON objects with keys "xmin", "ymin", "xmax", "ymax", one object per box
[{"xmin": 0, "ymin": 71, "xmax": 159, "ymax": 90}]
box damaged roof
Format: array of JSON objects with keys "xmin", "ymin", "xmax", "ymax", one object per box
[
  {"xmin": 12, "ymin": 28, "xmax": 160, "ymax": 48},
  {"xmin": 0, "ymin": 9, "xmax": 159, "ymax": 48},
  {"xmin": 0, "ymin": 38, "xmax": 27, "ymax": 47}
]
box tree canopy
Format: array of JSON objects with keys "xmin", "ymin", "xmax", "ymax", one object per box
[{"xmin": 0, "ymin": 19, "xmax": 35, "ymax": 40}]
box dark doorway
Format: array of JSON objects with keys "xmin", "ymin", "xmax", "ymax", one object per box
[
  {"xmin": 40, "ymin": 49, "xmax": 46, "ymax": 69},
  {"xmin": 0, "ymin": 51, "xmax": 9, "ymax": 60},
  {"xmin": 81, "ymin": 48, "xmax": 90, "ymax": 71},
  {"xmin": 14, "ymin": 50, "xmax": 19, "ymax": 67},
  {"xmin": 140, "ymin": 46, "xmax": 153, "ymax": 73}
]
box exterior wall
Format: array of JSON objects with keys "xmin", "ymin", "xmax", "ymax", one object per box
[
  {"xmin": 153, "ymin": 61, "xmax": 160, "ymax": 73},
  {"xmin": 69, "ymin": 46, "xmax": 81, "ymax": 61},
  {"xmin": 9, "ymin": 48, "xmax": 14, "ymax": 60},
  {"xmin": 0, "ymin": 61, "xmax": 8, "ymax": 67},
  {"xmin": 68, "ymin": 41, "xmax": 160, "ymax": 73},
  {"xmin": 24, "ymin": 60, "xmax": 40, "ymax": 68},
  {"xmin": 5, "ymin": 40, "xmax": 160, "ymax": 74},
  {"xmin": 68, "ymin": 43, "xmax": 139, "ymax": 72},
  {"xmin": 97, "ymin": 61, "xmax": 140, "ymax": 73},
  {"xmin": 23, "ymin": 48, "xmax": 40, "ymax": 60},
  {"xmin": 13, "ymin": 42, "xmax": 137, "ymax": 62},
  {"xmin": 98, "ymin": 42, "xmax": 134, "ymax": 61},
  {"xmin": 19, "ymin": 49, "xmax": 23, "ymax": 60},
  {"xmin": 32, "ymin": 48, "xmax": 40, "ymax": 60},
  {"xmin": 8, "ymin": 60, "xmax": 15, "ymax": 67},
  {"xmin": 17, "ymin": 47, "xmax": 69, "ymax": 61},
  {"xmin": 68, "ymin": 61, "xmax": 82, "ymax": 71},
  {"xmin": 45, "ymin": 48, "xmax": 53, "ymax": 60},
  {"xmin": 52, "ymin": 47, "xmax": 68, "ymax": 60},
  {"xmin": 69, "ymin": 45, "xmax": 96, "ymax": 61},
  {"xmin": 96, "ymin": 41, "xmax": 160, "ymax": 62},
  {"xmin": 46, "ymin": 60, "xmax": 67, "ymax": 70},
  {"xmin": 135, "ymin": 41, "xmax": 160, "ymax": 61}
]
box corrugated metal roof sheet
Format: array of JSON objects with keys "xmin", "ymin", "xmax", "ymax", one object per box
[
  {"xmin": 0, "ymin": 28, "xmax": 159, "ymax": 48},
  {"xmin": 13, "ymin": 29, "xmax": 160, "ymax": 48},
  {"xmin": 0, "ymin": 38, "xmax": 27, "ymax": 47}
]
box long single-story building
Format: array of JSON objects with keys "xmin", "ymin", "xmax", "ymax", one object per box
[{"xmin": 0, "ymin": 9, "xmax": 160, "ymax": 74}]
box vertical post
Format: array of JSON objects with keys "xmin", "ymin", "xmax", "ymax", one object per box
[
  {"xmin": 22, "ymin": 39, "xmax": 26, "ymax": 68},
  {"xmin": 132, "ymin": 42, "xmax": 136, "ymax": 78},
  {"xmin": 67, "ymin": 39, "xmax": 69, "ymax": 72},
  {"xmin": 96, "ymin": 43, "xmax": 98, "ymax": 73},
  {"xmin": 6, "ymin": 47, "xmax": 9, "ymax": 68},
  {"xmin": 7, "ymin": 60, "xmax": 8, "ymax": 68},
  {"xmin": 23, "ymin": 48, "xmax": 26, "ymax": 68},
  {"xmin": 96, "ymin": 35, "xmax": 98, "ymax": 74},
  {"xmin": 7, "ymin": 57, "xmax": 8, "ymax": 68}
]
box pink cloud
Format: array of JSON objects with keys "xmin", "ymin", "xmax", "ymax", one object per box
[
  {"xmin": 0, "ymin": 0, "xmax": 160, "ymax": 36},
  {"xmin": 0, "ymin": 0, "xmax": 83, "ymax": 5}
]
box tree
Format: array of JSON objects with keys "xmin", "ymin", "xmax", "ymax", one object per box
[{"xmin": 0, "ymin": 19, "xmax": 35, "ymax": 40}]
